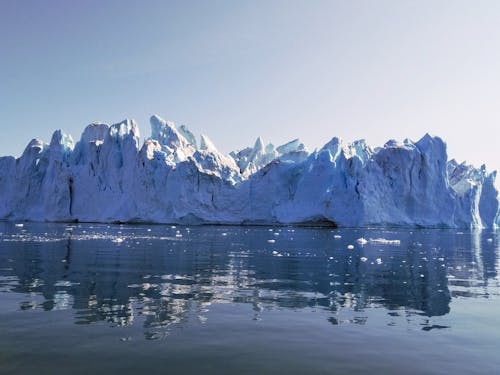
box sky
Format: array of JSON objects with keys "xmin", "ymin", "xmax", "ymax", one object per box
[{"xmin": 1, "ymin": 0, "xmax": 499, "ymax": 172}]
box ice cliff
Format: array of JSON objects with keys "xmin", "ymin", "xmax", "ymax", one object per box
[{"xmin": 0, "ymin": 115, "xmax": 498, "ymax": 228}]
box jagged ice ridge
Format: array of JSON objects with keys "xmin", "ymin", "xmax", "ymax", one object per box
[{"xmin": 0, "ymin": 115, "xmax": 498, "ymax": 228}]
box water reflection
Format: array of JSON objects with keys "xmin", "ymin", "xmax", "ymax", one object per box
[{"xmin": 0, "ymin": 223, "xmax": 498, "ymax": 335}]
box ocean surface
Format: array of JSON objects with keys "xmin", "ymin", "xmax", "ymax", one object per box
[{"xmin": 0, "ymin": 222, "xmax": 498, "ymax": 374}]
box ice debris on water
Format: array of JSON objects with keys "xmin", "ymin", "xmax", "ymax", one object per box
[
  {"xmin": 267, "ymin": 239, "xmax": 276, "ymax": 244},
  {"xmin": 112, "ymin": 238, "xmax": 124, "ymax": 243},
  {"xmin": 347, "ymin": 245, "xmax": 354, "ymax": 250},
  {"xmin": 369, "ymin": 238, "xmax": 401, "ymax": 245},
  {"xmin": 356, "ymin": 237, "xmax": 368, "ymax": 245}
]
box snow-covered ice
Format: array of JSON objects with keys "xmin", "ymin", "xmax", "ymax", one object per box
[{"xmin": 0, "ymin": 114, "xmax": 499, "ymax": 228}]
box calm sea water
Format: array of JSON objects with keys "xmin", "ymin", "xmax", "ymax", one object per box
[{"xmin": 0, "ymin": 222, "xmax": 498, "ymax": 374}]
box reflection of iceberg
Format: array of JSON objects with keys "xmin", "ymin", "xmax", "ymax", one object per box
[
  {"xmin": 1, "ymin": 224, "xmax": 497, "ymax": 330},
  {"xmin": 0, "ymin": 115, "xmax": 499, "ymax": 228}
]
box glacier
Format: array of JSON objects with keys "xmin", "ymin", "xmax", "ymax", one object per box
[{"xmin": 0, "ymin": 114, "xmax": 498, "ymax": 228}]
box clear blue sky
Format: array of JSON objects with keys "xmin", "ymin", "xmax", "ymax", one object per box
[{"xmin": 1, "ymin": 0, "xmax": 499, "ymax": 172}]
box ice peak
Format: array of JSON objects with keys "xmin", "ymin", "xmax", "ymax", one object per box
[
  {"xmin": 179, "ymin": 124, "xmax": 197, "ymax": 148},
  {"xmin": 253, "ymin": 137, "xmax": 265, "ymax": 152},
  {"xmin": 49, "ymin": 130, "xmax": 74, "ymax": 154},
  {"xmin": 80, "ymin": 123, "xmax": 109, "ymax": 144},
  {"xmin": 22, "ymin": 138, "xmax": 46, "ymax": 157},
  {"xmin": 109, "ymin": 119, "xmax": 140, "ymax": 139},
  {"xmin": 150, "ymin": 114, "xmax": 191, "ymax": 151},
  {"xmin": 199, "ymin": 134, "xmax": 218, "ymax": 152},
  {"xmin": 276, "ymin": 138, "xmax": 306, "ymax": 154}
]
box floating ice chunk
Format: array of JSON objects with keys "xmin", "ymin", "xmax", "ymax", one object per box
[
  {"xmin": 272, "ymin": 250, "xmax": 279, "ymax": 255},
  {"xmin": 369, "ymin": 238, "xmax": 401, "ymax": 245},
  {"xmin": 334, "ymin": 235, "xmax": 342, "ymax": 239},
  {"xmin": 221, "ymin": 232, "xmax": 227, "ymax": 236},
  {"xmin": 112, "ymin": 238, "xmax": 124, "ymax": 243},
  {"xmin": 347, "ymin": 245, "xmax": 354, "ymax": 250},
  {"xmin": 360, "ymin": 256, "xmax": 368, "ymax": 262},
  {"xmin": 487, "ymin": 238, "xmax": 493, "ymax": 242},
  {"xmin": 267, "ymin": 239, "xmax": 276, "ymax": 244},
  {"xmin": 14, "ymin": 224, "xmax": 24, "ymax": 228},
  {"xmin": 376, "ymin": 258, "xmax": 383, "ymax": 264},
  {"xmin": 356, "ymin": 237, "xmax": 368, "ymax": 245}
]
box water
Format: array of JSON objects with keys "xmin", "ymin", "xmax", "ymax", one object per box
[{"xmin": 0, "ymin": 222, "xmax": 499, "ymax": 374}]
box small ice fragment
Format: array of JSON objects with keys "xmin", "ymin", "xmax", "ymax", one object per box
[
  {"xmin": 356, "ymin": 237, "xmax": 368, "ymax": 245},
  {"xmin": 113, "ymin": 238, "xmax": 124, "ymax": 243},
  {"xmin": 376, "ymin": 258, "xmax": 382, "ymax": 265},
  {"xmin": 360, "ymin": 257, "xmax": 368, "ymax": 262},
  {"xmin": 347, "ymin": 245, "xmax": 354, "ymax": 250},
  {"xmin": 171, "ymin": 226, "xmax": 176, "ymax": 229},
  {"xmin": 221, "ymin": 232, "xmax": 227, "ymax": 236},
  {"xmin": 147, "ymin": 228, "xmax": 152, "ymax": 232},
  {"xmin": 272, "ymin": 251, "xmax": 279, "ymax": 255},
  {"xmin": 274, "ymin": 232, "xmax": 279, "ymax": 236},
  {"xmin": 487, "ymin": 238, "xmax": 493, "ymax": 242},
  {"xmin": 369, "ymin": 238, "xmax": 400, "ymax": 245},
  {"xmin": 14, "ymin": 223, "xmax": 24, "ymax": 228},
  {"xmin": 267, "ymin": 239, "xmax": 276, "ymax": 244},
  {"xmin": 334, "ymin": 235, "xmax": 342, "ymax": 239},
  {"xmin": 438, "ymin": 257, "xmax": 444, "ymax": 262}
]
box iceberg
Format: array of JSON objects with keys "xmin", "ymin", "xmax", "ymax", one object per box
[{"xmin": 0, "ymin": 114, "xmax": 498, "ymax": 228}]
